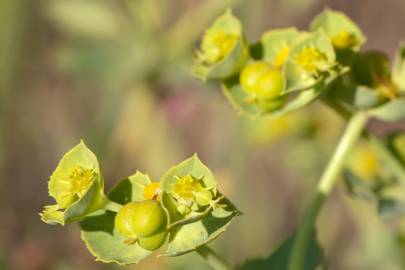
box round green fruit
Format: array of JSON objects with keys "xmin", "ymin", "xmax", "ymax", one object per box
[
  {"xmin": 240, "ymin": 61, "xmax": 271, "ymax": 95},
  {"xmin": 240, "ymin": 61, "xmax": 284, "ymax": 99},
  {"xmin": 114, "ymin": 202, "xmax": 139, "ymax": 239},
  {"xmin": 255, "ymin": 68, "xmax": 284, "ymax": 99},
  {"xmin": 115, "ymin": 200, "xmax": 167, "ymax": 238},
  {"xmin": 138, "ymin": 230, "xmax": 168, "ymax": 251}
]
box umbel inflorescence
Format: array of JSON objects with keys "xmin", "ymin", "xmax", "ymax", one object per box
[{"xmin": 40, "ymin": 141, "xmax": 240, "ymax": 265}]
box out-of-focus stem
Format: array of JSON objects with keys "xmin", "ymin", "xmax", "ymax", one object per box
[
  {"xmin": 196, "ymin": 246, "xmax": 232, "ymax": 270},
  {"xmin": 288, "ymin": 111, "xmax": 369, "ymax": 270}
]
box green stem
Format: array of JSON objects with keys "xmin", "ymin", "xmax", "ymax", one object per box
[
  {"xmin": 287, "ymin": 111, "xmax": 369, "ymax": 270},
  {"xmin": 102, "ymin": 197, "xmax": 123, "ymax": 212},
  {"xmin": 196, "ymin": 246, "xmax": 232, "ymax": 270}
]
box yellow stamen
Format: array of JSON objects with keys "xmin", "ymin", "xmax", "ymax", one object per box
[
  {"xmin": 172, "ymin": 175, "xmax": 203, "ymax": 200},
  {"xmin": 68, "ymin": 166, "xmax": 95, "ymax": 198},
  {"xmin": 295, "ymin": 47, "xmax": 327, "ymax": 73}
]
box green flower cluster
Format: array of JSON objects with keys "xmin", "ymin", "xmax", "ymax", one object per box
[
  {"xmin": 40, "ymin": 142, "xmax": 239, "ymax": 265},
  {"xmin": 193, "ymin": 9, "xmax": 405, "ymax": 118}
]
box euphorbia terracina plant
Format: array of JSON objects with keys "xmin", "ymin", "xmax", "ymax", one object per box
[{"xmin": 40, "ymin": 8, "xmax": 405, "ymax": 270}]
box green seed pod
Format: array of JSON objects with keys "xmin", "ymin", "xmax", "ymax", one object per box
[
  {"xmin": 240, "ymin": 61, "xmax": 284, "ymax": 99},
  {"xmin": 255, "ymin": 68, "xmax": 284, "ymax": 100},
  {"xmin": 114, "ymin": 202, "xmax": 139, "ymax": 239},
  {"xmin": 352, "ymin": 50, "xmax": 391, "ymax": 88},
  {"xmin": 240, "ymin": 61, "xmax": 270, "ymax": 95},
  {"xmin": 115, "ymin": 200, "xmax": 167, "ymax": 239},
  {"xmin": 138, "ymin": 230, "xmax": 168, "ymax": 251}
]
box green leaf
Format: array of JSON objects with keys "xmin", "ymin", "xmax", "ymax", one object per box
[
  {"xmin": 237, "ymin": 231, "xmax": 324, "ymax": 270},
  {"xmin": 393, "ymin": 42, "xmax": 405, "ymax": 92},
  {"xmin": 370, "ymin": 99, "xmax": 405, "ymax": 122},
  {"xmin": 284, "ymin": 31, "xmax": 336, "ymax": 93},
  {"xmin": 192, "ymin": 9, "xmax": 249, "ymax": 81},
  {"xmin": 161, "ymin": 196, "xmax": 240, "ymax": 256},
  {"xmin": 310, "ymin": 8, "xmax": 366, "ymax": 51},
  {"xmin": 41, "ymin": 140, "xmax": 104, "ymax": 225},
  {"xmin": 80, "ymin": 210, "xmax": 152, "ymax": 265},
  {"xmin": 108, "ymin": 171, "xmax": 152, "ymax": 204}
]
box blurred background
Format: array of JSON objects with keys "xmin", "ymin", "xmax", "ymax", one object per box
[{"xmin": 1, "ymin": 0, "xmax": 405, "ymax": 269}]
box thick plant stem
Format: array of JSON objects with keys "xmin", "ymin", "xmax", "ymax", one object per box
[
  {"xmin": 287, "ymin": 111, "xmax": 369, "ymax": 270},
  {"xmin": 196, "ymin": 246, "xmax": 232, "ymax": 270}
]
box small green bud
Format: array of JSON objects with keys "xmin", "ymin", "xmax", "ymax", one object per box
[
  {"xmin": 138, "ymin": 230, "xmax": 168, "ymax": 251},
  {"xmin": 240, "ymin": 61, "xmax": 284, "ymax": 100},
  {"xmin": 115, "ymin": 201, "xmax": 167, "ymax": 238}
]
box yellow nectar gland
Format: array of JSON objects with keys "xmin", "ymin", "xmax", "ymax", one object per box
[
  {"xmin": 143, "ymin": 182, "xmax": 161, "ymax": 200},
  {"xmin": 331, "ymin": 31, "xmax": 359, "ymax": 49},
  {"xmin": 273, "ymin": 46, "xmax": 290, "ymax": 68},
  {"xmin": 295, "ymin": 47, "xmax": 327, "ymax": 73},
  {"xmin": 172, "ymin": 175, "xmax": 204, "ymax": 200},
  {"xmin": 201, "ymin": 29, "xmax": 238, "ymax": 64},
  {"xmin": 68, "ymin": 166, "xmax": 95, "ymax": 198}
]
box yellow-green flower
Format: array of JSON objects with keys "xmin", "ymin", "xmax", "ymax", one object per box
[
  {"xmin": 192, "ymin": 9, "xmax": 249, "ymax": 81},
  {"xmin": 295, "ymin": 46, "xmax": 328, "ymax": 74},
  {"xmin": 171, "ymin": 175, "xmax": 213, "ymax": 214},
  {"xmin": 40, "ymin": 141, "xmax": 104, "ymax": 225},
  {"xmin": 200, "ymin": 28, "xmax": 238, "ymax": 64}
]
